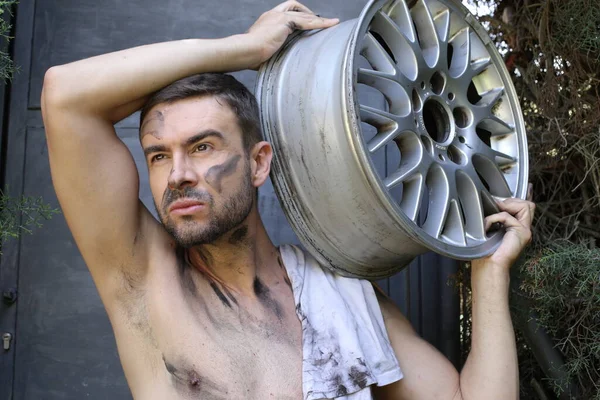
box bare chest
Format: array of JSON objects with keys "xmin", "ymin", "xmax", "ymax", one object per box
[{"xmin": 116, "ymin": 260, "xmax": 303, "ymax": 399}]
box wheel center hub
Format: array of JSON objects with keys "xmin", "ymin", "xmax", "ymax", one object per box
[{"xmin": 422, "ymin": 98, "xmax": 453, "ymax": 144}]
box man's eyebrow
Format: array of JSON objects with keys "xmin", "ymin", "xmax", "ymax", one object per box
[
  {"xmin": 143, "ymin": 144, "xmax": 168, "ymax": 156},
  {"xmin": 186, "ymin": 130, "xmax": 226, "ymax": 146},
  {"xmin": 143, "ymin": 130, "xmax": 226, "ymax": 156}
]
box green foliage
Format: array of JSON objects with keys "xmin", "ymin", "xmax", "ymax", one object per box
[
  {"xmin": 460, "ymin": 0, "xmax": 600, "ymax": 397},
  {"xmin": 0, "ymin": 189, "xmax": 60, "ymax": 248},
  {"xmin": 519, "ymin": 243, "xmax": 600, "ymax": 399},
  {"xmin": 0, "ymin": 0, "xmax": 17, "ymax": 81},
  {"xmin": 552, "ymin": 0, "xmax": 600, "ymax": 62},
  {"xmin": 0, "ymin": 1, "xmax": 58, "ymax": 248}
]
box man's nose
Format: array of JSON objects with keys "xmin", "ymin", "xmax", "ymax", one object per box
[{"xmin": 168, "ymin": 158, "xmax": 199, "ymax": 190}]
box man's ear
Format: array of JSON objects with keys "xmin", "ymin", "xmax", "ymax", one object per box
[{"xmin": 249, "ymin": 141, "xmax": 272, "ymax": 188}]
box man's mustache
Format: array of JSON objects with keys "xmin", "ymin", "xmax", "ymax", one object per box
[{"xmin": 162, "ymin": 187, "xmax": 213, "ymax": 213}]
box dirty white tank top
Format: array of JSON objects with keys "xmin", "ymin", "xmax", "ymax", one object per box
[{"xmin": 279, "ymin": 244, "xmax": 403, "ymax": 400}]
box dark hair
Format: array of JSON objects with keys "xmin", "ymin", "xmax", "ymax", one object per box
[{"xmin": 140, "ymin": 73, "xmax": 262, "ymax": 151}]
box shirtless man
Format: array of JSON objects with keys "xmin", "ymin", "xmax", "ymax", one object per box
[{"xmin": 41, "ymin": 1, "xmax": 534, "ymax": 399}]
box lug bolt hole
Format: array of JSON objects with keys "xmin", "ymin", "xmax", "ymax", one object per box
[
  {"xmin": 453, "ymin": 107, "xmax": 470, "ymax": 129},
  {"xmin": 430, "ymin": 72, "xmax": 445, "ymax": 95},
  {"xmin": 458, "ymin": 136, "xmax": 466, "ymax": 143},
  {"xmin": 448, "ymin": 145, "xmax": 466, "ymax": 165},
  {"xmin": 412, "ymin": 89, "xmax": 422, "ymax": 112},
  {"xmin": 420, "ymin": 81, "xmax": 426, "ymax": 90},
  {"xmin": 438, "ymin": 154, "xmax": 445, "ymax": 161},
  {"xmin": 448, "ymin": 92, "xmax": 455, "ymax": 101}
]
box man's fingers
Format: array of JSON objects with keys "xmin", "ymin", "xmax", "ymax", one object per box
[
  {"xmin": 485, "ymin": 210, "xmax": 532, "ymax": 245},
  {"xmin": 284, "ymin": 12, "xmax": 339, "ymax": 31},
  {"xmin": 496, "ymin": 198, "xmax": 535, "ymax": 227},
  {"xmin": 484, "ymin": 211, "xmax": 522, "ymax": 231},
  {"xmin": 276, "ymin": 0, "xmax": 314, "ymax": 14}
]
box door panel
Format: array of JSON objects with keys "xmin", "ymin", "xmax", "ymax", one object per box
[
  {"xmin": 3, "ymin": 1, "xmax": 460, "ymax": 398},
  {"xmin": 15, "ymin": 128, "xmax": 131, "ymax": 399},
  {"xmin": 29, "ymin": 0, "xmax": 367, "ymax": 109}
]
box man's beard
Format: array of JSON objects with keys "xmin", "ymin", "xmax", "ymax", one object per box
[{"xmin": 155, "ymin": 164, "xmax": 254, "ymax": 248}]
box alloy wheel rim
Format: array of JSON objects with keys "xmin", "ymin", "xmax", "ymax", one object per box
[
  {"xmin": 346, "ymin": 0, "xmax": 528, "ymax": 255},
  {"xmin": 256, "ymin": 0, "xmax": 528, "ymax": 277}
]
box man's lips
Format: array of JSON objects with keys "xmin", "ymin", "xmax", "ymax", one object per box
[{"xmin": 168, "ymin": 199, "xmax": 206, "ymax": 215}]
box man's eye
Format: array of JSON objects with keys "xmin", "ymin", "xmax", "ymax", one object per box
[
  {"xmin": 195, "ymin": 144, "xmax": 209, "ymax": 152},
  {"xmin": 151, "ymin": 154, "xmax": 165, "ymax": 163}
]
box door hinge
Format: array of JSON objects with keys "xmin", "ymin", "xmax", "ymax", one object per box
[{"xmin": 2, "ymin": 332, "xmax": 12, "ymax": 351}]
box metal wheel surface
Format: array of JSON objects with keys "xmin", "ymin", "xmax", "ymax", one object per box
[{"xmin": 256, "ymin": 0, "xmax": 528, "ymax": 279}]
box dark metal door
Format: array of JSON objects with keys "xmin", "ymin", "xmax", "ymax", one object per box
[{"xmin": 0, "ymin": 1, "xmax": 459, "ymax": 398}]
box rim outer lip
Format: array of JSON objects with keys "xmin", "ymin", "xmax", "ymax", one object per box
[{"xmin": 257, "ymin": 24, "xmax": 422, "ymax": 278}]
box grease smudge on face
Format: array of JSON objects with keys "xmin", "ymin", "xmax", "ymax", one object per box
[
  {"xmin": 205, "ymin": 155, "xmax": 242, "ymax": 193},
  {"xmin": 140, "ymin": 110, "xmax": 166, "ymax": 140}
]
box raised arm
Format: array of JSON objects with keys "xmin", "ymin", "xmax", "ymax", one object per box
[
  {"xmin": 40, "ymin": 1, "xmax": 338, "ymax": 289},
  {"xmin": 373, "ymin": 195, "xmax": 535, "ymax": 400}
]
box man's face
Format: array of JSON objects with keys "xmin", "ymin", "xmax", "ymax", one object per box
[{"xmin": 140, "ymin": 96, "xmax": 255, "ymax": 248}]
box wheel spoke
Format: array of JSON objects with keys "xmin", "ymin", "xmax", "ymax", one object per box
[
  {"xmin": 384, "ymin": 0, "xmax": 416, "ymax": 42},
  {"xmin": 360, "ymin": 104, "xmax": 396, "ymax": 127},
  {"xmin": 358, "ymin": 67, "xmax": 396, "ymax": 84},
  {"xmin": 463, "ymin": 167, "xmax": 501, "ymax": 215},
  {"xmin": 433, "ymin": 8, "xmax": 451, "ymax": 44},
  {"xmin": 361, "ymin": 33, "xmax": 396, "ymax": 75},
  {"xmin": 480, "ymin": 187, "xmax": 500, "ymax": 215},
  {"xmin": 478, "ymin": 115, "xmax": 515, "ymax": 135},
  {"xmin": 484, "ymin": 147, "xmax": 517, "ymax": 168},
  {"xmin": 472, "ymin": 154, "xmax": 512, "ymax": 197},
  {"xmin": 479, "ymin": 87, "xmax": 504, "ymax": 108},
  {"xmin": 440, "ymin": 199, "xmax": 466, "ymax": 246},
  {"xmin": 456, "ymin": 171, "xmax": 486, "ymax": 240},
  {"xmin": 422, "ymin": 166, "xmax": 450, "ymax": 238},
  {"xmin": 368, "ymin": 126, "xmax": 401, "ymax": 153},
  {"xmin": 448, "ymin": 27, "xmax": 470, "ymax": 79},
  {"xmin": 464, "ymin": 57, "xmax": 492, "ymax": 82},
  {"xmin": 384, "ymin": 132, "xmax": 428, "ymax": 188},
  {"xmin": 358, "ymin": 68, "xmax": 411, "ymax": 116},
  {"xmin": 370, "ymin": 11, "xmax": 419, "ymax": 81},
  {"xmin": 399, "ymin": 175, "xmax": 424, "ymax": 222},
  {"xmin": 411, "ymin": 0, "xmax": 441, "ymax": 68},
  {"xmin": 384, "ymin": 159, "xmax": 421, "ymax": 189}
]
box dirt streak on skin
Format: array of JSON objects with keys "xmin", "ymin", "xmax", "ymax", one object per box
[
  {"xmin": 223, "ymin": 287, "xmax": 239, "ymax": 305},
  {"xmin": 175, "ymin": 246, "xmax": 233, "ymax": 320},
  {"xmin": 175, "ymin": 246, "xmax": 199, "ymax": 297},
  {"xmin": 205, "ymin": 154, "xmax": 242, "ymax": 193},
  {"xmin": 140, "ymin": 110, "xmax": 165, "ymax": 139},
  {"xmin": 228, "ymin": 226, "xmax": 249, "ymax": 245},
  {"xmin": 253, "ymin": 277, "xmax": 284, "ymax": 321},
  {"xmin": 210, "ymin": 282, "xmax": 232, "ymax": 308}
]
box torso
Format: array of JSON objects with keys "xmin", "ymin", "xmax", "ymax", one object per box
[{"xmin": 105, "ymin": 233, "xmax": 303, "ymax": 400}]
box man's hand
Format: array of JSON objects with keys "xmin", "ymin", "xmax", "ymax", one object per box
[
  {"xmin": 477, "ymin": 183, "xmax": 536, "ymax": 269},
  {"xmin": 246, "ymin": 1, "xmax": 339, "ymax": 68}
]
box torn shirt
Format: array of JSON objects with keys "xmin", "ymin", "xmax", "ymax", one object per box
[{"xmin": 280, "ymin": 244, "xmax": 403, "ymax": 400}]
